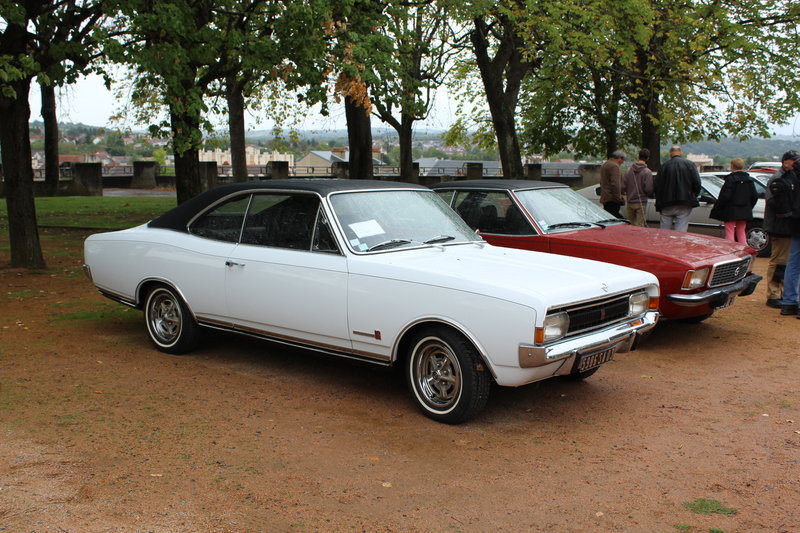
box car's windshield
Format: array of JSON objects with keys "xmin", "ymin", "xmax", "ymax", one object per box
[
  {"xmin": 701, "ymin": 176, "xmax": 723, "ymax": 198},
  {"xmin": 514, "ymin": 187, "xmax": 625, "ymax": 233},
  {"xmin": 329, "ymin": 189, "xmax": 481, "ymax": 252}
]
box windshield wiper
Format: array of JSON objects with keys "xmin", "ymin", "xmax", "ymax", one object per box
[
  {"xmin": 367, "ymin": 239, "xmax": 413, "ymax": 252},
  {"xmin": 596, "ymin": 218, "xmax": 630, "ymax": 225},
  {"xmin": 547, "ymin": 221, "xmax": 597, "ymax": 230},
  {"xmin": 424, "ymin": 235, "xmax": 455, "ymax": 244}
]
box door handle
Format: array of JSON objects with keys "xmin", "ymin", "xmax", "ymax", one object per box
[{"xmin": 225, "ymin": 260, "xmax": 245, "ymax": 267}]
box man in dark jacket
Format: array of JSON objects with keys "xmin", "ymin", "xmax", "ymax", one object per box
[
  {"xmin": 764, "ymin": 150, "xmax": 799, "ymax": 308},
  {"xmin": 775, "ymin": 153, "xmax": 800, "ymax": 315},
  {"xmin": 654, "ymin": 145, "xmax": 701, "ymax": 231},
  {"xmin": 599, "ymin": 150, "xmax": 626, "ymax": 218}
]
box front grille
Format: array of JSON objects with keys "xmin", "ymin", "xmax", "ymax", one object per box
[
  {"xmin": 562, "ymin": 294, "xmax": 632, "ymax": 337},
  {"xmin": 709, "ymin": 257, "xmax": 751, "ymax": 288}
]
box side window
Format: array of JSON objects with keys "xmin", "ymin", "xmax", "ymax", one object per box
[
  {"xmin": 189, "ymin": 195, "xmax": 251, "ymax": 242},
  {"xmin": 240, "ymin": 193, "xmax": 319, "ymax": 250},
  {"xmin": 453, "ymin": 191, "xmax": 533, "ymax": 235}
]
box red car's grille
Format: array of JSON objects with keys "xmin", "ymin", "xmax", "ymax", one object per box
[{"xmin": 709, "ymin": 257, "xmax": 751, "ymax": 288}]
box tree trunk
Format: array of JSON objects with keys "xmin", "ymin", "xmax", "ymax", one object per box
[
  {"xmin": 40, "ymin": 83, "xmax": 60, "ymax": 196},
  {"xmin": 470, "ymin": 17, "xmax": 529, "ymax": 179},
  {"xmin": 226, "ymin": 76, "xmax": 248, "ymax": 182},
  {"xmin": 170, "ymin": 109, "xmax": 205, "ymax": 204},
  {"xmin": 639, "ymin": 93, "xmax": 661, "ymax": 172},
  {"xmin": 398, "ymin": 113, "xmax": 414, "ymax": 182},
  {"xmin": 0, "ymin": 80, "xmax": 46, "ymax": 269},
  {"xmin": 345, "ymin": 96, "xmax": 373, "ymax": 179}
]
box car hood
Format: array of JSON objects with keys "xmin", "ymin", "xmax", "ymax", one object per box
[
  {"xmin": 348, "ymin": 243, "xmax": 658, "ymax": 310},
  {"xmin": 547, "ymin": 224, "xmax": 752, "ymax": 266}
]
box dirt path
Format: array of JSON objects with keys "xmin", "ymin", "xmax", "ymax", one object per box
[{"xmin": 1, "ymin": 249, "xmax": 798, "ymax": 532}]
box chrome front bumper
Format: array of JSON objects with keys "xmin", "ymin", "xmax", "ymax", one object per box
[
  {"xmin": 518, "ymin": 310, "xmax": 659, "ymax": 368},
  {"xmin": 665, "ymin": 273, "xmax": 762, "ymax": 308}
]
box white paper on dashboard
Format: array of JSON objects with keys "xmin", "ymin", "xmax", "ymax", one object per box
[{"xmin": 349, "ymin": 220, "xmax": 385, "ymax": 238}]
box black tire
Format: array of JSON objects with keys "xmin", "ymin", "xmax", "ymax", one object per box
[
  {"xmin": 144, "ymin": 284, "xmax": 200, "ymax": 354},
  {"xmin": 561, "ymin": 366, "xmax": 600, "ymax": 382},
  {"xmin": 405, "ymin": 327, "xmax": 491, "ymax": 424},
  {"xmin": 746, "ymin": 219, "xmax": 770, "ymax": 257}
]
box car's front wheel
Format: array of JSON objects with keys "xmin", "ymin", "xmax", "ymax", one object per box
[
  {"xmin": 746, "ymin": 219, "xmax": 770, "ymax": 257},
  {"xmin": 406, "ymin": 327, "xmax": 491, "ymax": 424},
  {"xmin": 144, "ymin": 284, "xmax": 200, "ymax": 355}
]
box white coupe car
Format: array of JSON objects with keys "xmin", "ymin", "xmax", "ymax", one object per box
[{"xmin": 84, "ymin": 180, "xmax": 659, "ymax": 423}]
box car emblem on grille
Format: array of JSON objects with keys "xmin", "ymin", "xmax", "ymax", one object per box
[
  {"xmin": 601, "ymin": 282, "xmax": 609, "ymax": 293},
  {"xmin": 734, "ymin": 266, "xmax": 741, "ymax": 276}
]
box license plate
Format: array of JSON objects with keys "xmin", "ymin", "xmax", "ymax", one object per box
[{"xmin": 574, "ymin": 348, "xmax": 615, "ymax": 373}]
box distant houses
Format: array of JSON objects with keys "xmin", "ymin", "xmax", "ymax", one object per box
[
  {"xmin": 415, "ymin": 157, "xmax": 502, "ymax": 178},
  {"xmin": 31, "ymin": 150, "xmax": 133, "ymax": 169},
  {"xmin": 198, "ymin": 145, "xmax": 294, "ymax": 167},
  {"xmin": 295, "ymin": 148, "xmax": 385, "ymax": 175}
]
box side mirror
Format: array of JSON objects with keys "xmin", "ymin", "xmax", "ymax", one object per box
[
  {"xmin": 699, "ymin": 194, "xmax": 715, "ymax": 204},
  {"xmin": 594, "ymin": 186, "xmax": 601, "ymax": 196}
]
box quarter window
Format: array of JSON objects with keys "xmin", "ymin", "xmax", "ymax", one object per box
[{"xmin": 189, "ymin": 195, "xmax": 250, "ymax": 242}]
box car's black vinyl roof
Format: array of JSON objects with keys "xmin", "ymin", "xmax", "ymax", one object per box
[
  {"xmin": 148, "ymin": 178, "xmax": 427, "ymax": 232},
  {"xmin": 429, "ymin": 179, "xmax": 567, "ymax": 191}
]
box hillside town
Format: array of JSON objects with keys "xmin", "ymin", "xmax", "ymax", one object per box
[{"xmin": 25, "ymin": 122, "xmax": 797, "ymax": 181}]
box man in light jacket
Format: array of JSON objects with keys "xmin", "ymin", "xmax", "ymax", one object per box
[
  {"xmin": 621, "ymin": 148, "xmax": 654, "ymax": 226},
  {"xmin": 654, "ymin": 145, "xmax": 701, "ymax": 231}
]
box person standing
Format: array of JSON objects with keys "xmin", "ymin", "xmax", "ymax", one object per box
[
  {"xmin": 764, "ymin": 150, "xmax": 798, "ymax": 308},
  {"xmin": 621, "ymin": 148, "xmax": 654, "ymax": 226},
  {"xmin": 771, "ymin": 153, "xmax": 800, "ymax": 315},
  {"xmin": 654, "ymin": 145, "xmax": 701, "ymax": 231},
  {"xmin": 709, "ymin": 158, "xmax": 758, "ymax": 243},
  {"xmin": 599, "ymin": 150, "xmax": 626, "ymax": 218}
]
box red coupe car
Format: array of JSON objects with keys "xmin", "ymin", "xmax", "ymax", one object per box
[{"xmin": 431, "ymin": 180, "xmax": 762, "ymax": 322}]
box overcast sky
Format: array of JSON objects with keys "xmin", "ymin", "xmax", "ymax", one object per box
[
  {"xmin": 27, "ymin": 73, "xmax": 457, "ymax": 134},
  {"xmin": 27, "ymin": 72, "xmax": 800, "ymax": 139}
]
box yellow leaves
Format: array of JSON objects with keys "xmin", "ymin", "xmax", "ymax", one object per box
[{"xmin": 334, "ymin": 73, "xmax": 371, "ymax": 110}]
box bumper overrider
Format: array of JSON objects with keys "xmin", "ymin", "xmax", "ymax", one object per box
[
  {"xmin": 665, "ymin": 273, "xmax": 762, "ymax": 308},
  {"xmin": 518, "ymin": 310, "xmax": 659, "ymax": 368}
]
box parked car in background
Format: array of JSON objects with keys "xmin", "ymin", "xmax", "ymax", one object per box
[
  {"xmin": 748, "ymin": 161, "xmax": 781, "ymax": 173},
  {"xmin": 578, "ymin": 173, "xmax": 770, "ymax": 257},
  {"xmin": 433, "ymin": 180, "xmax": 761, "ymax": 323},
  {"xmin": 84, "ymin": 179, "xmax": 660, "ymax": 424},
  {"xmin": 747, "ymin": 171, "xmax": 774, "ymax": 197}
]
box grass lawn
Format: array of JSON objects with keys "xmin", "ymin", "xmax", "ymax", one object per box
[{"xmin": 0, "ymin": 196, "xmax": 177, "ymax": 230}]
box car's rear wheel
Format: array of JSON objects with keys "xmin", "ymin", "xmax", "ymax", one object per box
[
  {"xmin": 746, "ymin": 219, "xmax": 770, "ymax": 257},
  {"xmin": 144, "ymin": 284, "xmax": 200, "ymax": 354},
  {"xmin": 406, "ymin": 327, "xmax": 491, "ymax": 424}
]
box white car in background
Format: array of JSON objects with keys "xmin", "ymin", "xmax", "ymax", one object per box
[{"xmin": 84, "ymin": 179, "xmax": 660, "ymax": 424}]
